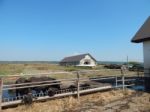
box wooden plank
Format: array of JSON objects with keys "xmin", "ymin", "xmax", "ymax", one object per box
[
  {"xmin": 90, "ymin": 77, "xmax": 115, "ymax": 81},
  {"xmin": 3, "ymin": 78, "xmax": 78, "ymax": 87},
  {"xmin": 122, "ymin": 75, "xmax": 125, "ymax": 90},
  {"xmin": 3, "ymin": 82, "xmax": 62, "ymax": 90},
  {"xmin": 116, "ymin": 76, "xmax": 118, "ymax": 87},
  {"xmin": 2, "ymin": 85, "xmax": 112, "ymax": 107},
  {"xmin": 3, "ymin": 77, "xmax": 91, "ymax": 87},
  {"xmin": 0, "ymin": 78, "xmax": 3, "ymax": 111},
  {"xmin": 77, "ymin": 71, "xmax": 80, "ymax": 101},
  {"xmin": 0, "ymin": 72, "xmax": 74, "ymax": 78},
  {"xmin": 117, "ymin": 79, "xmax": 136, "ymax": 82}
]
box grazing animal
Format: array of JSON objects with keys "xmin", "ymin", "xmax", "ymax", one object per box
[
  {"xmin": 68, "ymin": 85, "xmax": 77, "ymax": 92},
  {"xmin": 28, "ymin": 76, "xmax": 60, "ymax": 94},
  {"xmin": 15, "ymin": 76, "xmax": 60, "ymax": 97},
  {"xmin": 15, "ymin": 77, "xmax": 30, "ymax": 96},
  {"xmin": 22, "ymin": 92, "xmax": 37, "ymax": 105},
  {"xmin": 47, "ymin": 88, "xmax": 58, "ymax": 96},
  {"xmin": 80, "ymin": 83, "xmax": 90, "ymax": 89}
]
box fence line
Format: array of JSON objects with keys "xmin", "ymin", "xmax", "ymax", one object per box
[
  {"xmin": 0, "ymin": 72, "xmax": 74, "ymax": 78},
  {"xmin": 0, "ymin": 71, "xmax": 145, "ymax": 110},
  {"xmin": 3, "ymin": 78, "xmax": 78, "ymax": 87}
]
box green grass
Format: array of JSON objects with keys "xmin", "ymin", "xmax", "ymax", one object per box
[
  {"xmin": 0, "ymin": 63, "xmax": 141, "ymax": 84},
  {"xmin": 0, "ymin": 64, "xmax": 97, "ymax": 76}
]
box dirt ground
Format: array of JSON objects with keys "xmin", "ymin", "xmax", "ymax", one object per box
[{"xmin": 2, "ymin": 89, "xmax": 150, "ymax": 112}]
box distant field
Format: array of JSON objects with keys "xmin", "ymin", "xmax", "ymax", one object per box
[{"xmin": 0, "ymin": 64, "xmax": 142, "ymax": 81}]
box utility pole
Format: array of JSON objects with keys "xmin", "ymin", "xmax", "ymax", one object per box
[
  {"xmin": 127, "ymin": 55, "xmax": 129, "ymax": 70},
  {"xmin": 0, "ymin": 78, "xmax": 3, "ymax": 111}
]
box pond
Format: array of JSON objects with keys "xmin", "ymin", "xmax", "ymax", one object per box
[{"xmin": 130, "ymin": 85, "xmax": 145, "ymax": 91}]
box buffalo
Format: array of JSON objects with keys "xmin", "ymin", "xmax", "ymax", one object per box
[
  {"xmin": 104, "ymin": 64, "xmax": 121, "ymax": 69},
  {"xmin": 15, "ymin": 77, "xmax": 31, "ymax": 96},
  {"xmin": 28, "ymin": 76, "xmax": 60, "ymax": 95},
  {"xmin": 22, "ymin": 92, "xmax": 37, "ymax": 105},
  {"xmin": 15, "ymin": 76, "xmax": 61, "ymax": 97}
]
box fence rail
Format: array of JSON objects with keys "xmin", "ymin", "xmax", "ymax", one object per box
[{"xmin": 0, "ymin": 71, "xmax": 145, "ymax": 110}]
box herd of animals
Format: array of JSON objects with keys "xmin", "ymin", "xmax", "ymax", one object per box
[
  {"xmin": 104, "ymin": 64, "xmax": 144, "ymax": 71},
  {"xmin": 8, "ymin": 63, "xmax": 144, "ymax": 105},
  {"xmin": 15, "ymin": 76, "xmax": 61, "ymax": 97},
  {"xmin": 14, "ymin": 76, "xmax": 90, "ymax": 104}
]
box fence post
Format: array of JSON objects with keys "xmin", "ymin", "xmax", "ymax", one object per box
[
  {"xmin": 115, "ymin": 76, "xmax": 118, "ymax": 88},
  {"xmin": 121, "ymin": 65, "xmax": 126, "ymax": 91},
  {"xmin": 76, "ymin": 71, "xmax": 80, "ymax": 101},
  {"xmin": 137, "ymin": 69, "xmax": 140, "ymax": 77},
  {"xmin": 122, "ymin": 75, "xmax": 125, "ymax": 91},
  {"xmin": 0, "ymin": 78, "xmax": 3, "ymax": 111}
]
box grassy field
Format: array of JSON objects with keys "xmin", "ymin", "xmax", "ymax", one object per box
[
  {"xmin": 0, "ymin": 64, "xmax": 140, "ymax": 75},
  {"xmin": 0, "ymin": 64, "xmax": 142, "ymax": 83}
]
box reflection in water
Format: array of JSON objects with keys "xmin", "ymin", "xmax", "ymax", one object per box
[
  {"xmin": 3, "ymin": 90, "xmax": 16, "ymax": 99},
  {"xmin": 131, "ymin": 85, "xmax": 145, "ymax": 91},
  {"xmin": 2, "ymin": 85, "xmax": 145, "ymax": 99},
  {"xmin": 3, "ymin": 89, "xmax": 41, "ymax": 99}
]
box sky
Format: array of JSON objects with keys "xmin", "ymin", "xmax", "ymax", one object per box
[{"xmin": 0, "ymin": 0, "xmax": 150, "ymax": 62}]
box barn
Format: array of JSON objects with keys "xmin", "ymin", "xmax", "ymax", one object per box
[
  {"xmin": 131, "ymin": 16, "xmax": 150, "ymax": 91},
  {"xmin": 60, "ymin": 53, "xmax": 97, "ymax": 67}
]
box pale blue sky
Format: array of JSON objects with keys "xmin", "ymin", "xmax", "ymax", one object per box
[{"xmin": 0, "ymin": 0, "xmax": 150, "ymax": 62}]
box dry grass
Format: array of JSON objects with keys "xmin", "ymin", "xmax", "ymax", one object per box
[
  {"xmin": 0, "ymin": 64, "xmax": 141, "ymax": 84},
  {"xmin": 0, "ymin": 64, "xmax": 25, "ymax": 75},
  {"xmin": 0, "ymin": 64, "xmax": 139, "ymax": 76},
  {"xmin": 3, "ymin": 89, "xmax": 144, "ymax": 112}
]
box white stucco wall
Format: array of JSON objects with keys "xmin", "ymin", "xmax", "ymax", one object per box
[
  {"xmin": 143, "ymin": 41, "xmax": 150, "ymax": 76},
  {"xmin": 77, "ymin": 55, "xmax": 96, "ymax": 67}
]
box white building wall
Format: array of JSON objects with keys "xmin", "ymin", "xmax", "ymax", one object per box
[
  {"xmin": 77, "ymin": 55, "xmax": 96, "ymax": 67},
  {"xmin": 143, "ymin": 40, "xmax": 150, "ymax": 76}
]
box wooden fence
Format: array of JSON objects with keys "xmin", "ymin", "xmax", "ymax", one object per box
[{"xmin": 0, "ymin": 71, "xmax": 144, "ymax": 110}]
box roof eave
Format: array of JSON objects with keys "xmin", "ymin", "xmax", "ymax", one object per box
[{"xmin": 131, "ymin": 37, "xmax": 150, "ymax": 43}]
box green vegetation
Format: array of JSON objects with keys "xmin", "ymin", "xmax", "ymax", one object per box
[
  {"xmin": 0, "ymin": 63, "xmax": 141, "ymax": 84},
  {"xmin": 128, "ymin": 61, "xmax": 141, "ymax": 65},
  {"xmin": 0, "ymin": 64, "xmax": 24, "ymax": 75},
  {"xmin": 0, "ymin": 64, "xmax": 100, "ymax": 75}
]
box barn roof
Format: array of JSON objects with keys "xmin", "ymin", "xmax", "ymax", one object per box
[
  {"xmin": 131, "ymin": 16, "xmax": 150, "ymax": 43},
  {"xmin": 60, "ymin": 53, "xmax": 96, "ymax": 62}
]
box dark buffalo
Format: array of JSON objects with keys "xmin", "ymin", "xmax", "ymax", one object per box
[
  {"xmin": 15, "ymin": 77, "xmax": 31, "ymax": 96},
  {"xmin": 15, "ymin": 76, "xmax": 60, "ymax": 97},
  {"xmin": 22, "ymin": 92, "xmax": 37, "ymax": 105},
  {"xmin": 104, "ymin": 64, "xmax": 121, "ymax": 69},
  {"xmin": 47, "ymin": 87, "xmax": 59, "ymax": 96},
  {"xmin": 28, "ymin": 76, "xmax": 60, "ymax": 94},
  {"xmin": 68, "ymin": 84, "xmax": 77, "ymax": 92},
  {"xmin": 67, "ymin": 83, "xmax": 91, "ymax": 92}
]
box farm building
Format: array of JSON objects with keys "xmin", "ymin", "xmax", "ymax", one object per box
[
  {"xmin": 60, "ymin": 53, "xmax": 97, "ymax": 67},
  {"xmin": 131, "ymin": 16, "xmax": 150, "ymax": 91}
]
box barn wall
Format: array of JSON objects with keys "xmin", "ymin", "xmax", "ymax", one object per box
[
  {"xmin": 143, "ymin": 40, "xmax": 150, "ymax": 91},
  {"xmin": 78, "ymin": 55, "xmax": 96, "ymax": 66},
  {"xmin": 143, "ymin": 41, "xmax": 150, "ymax": 73}
]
